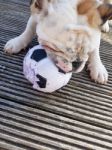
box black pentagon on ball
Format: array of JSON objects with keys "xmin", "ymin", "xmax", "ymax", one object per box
[
  {"xmin": 36, "ymin": 74, "xmax": 47, "ymax": 88},
  {"xmin": 31, "ymin": 49, "xmax": 47, "ymax": 62}
]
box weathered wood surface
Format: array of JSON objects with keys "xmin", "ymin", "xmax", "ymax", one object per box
[{"xmin": 0, "ymin": 0, "xmax": 112, "ymax": 150}]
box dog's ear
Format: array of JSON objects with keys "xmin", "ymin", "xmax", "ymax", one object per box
[
  {"xmin": 32, "ymin": 0, "xmax": 43, "ymax": 10},
  {"xmin": 30, "ymin": 0, "xmax": 44, "ymax": 14},
  {"xmin": 98, "ymin": 4, "xmax": 112, "ymax": 24},
  {"xmin": 77, "ymin": 0, "xmax": 102, "ymax": 28}
]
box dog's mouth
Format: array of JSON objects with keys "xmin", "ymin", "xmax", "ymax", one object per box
[
  {"xmin": 72, "ymin": 61, "xmax": 86, "ymax": 73},
  {"xmin": 40, "ymin": 39, "xmax": 87, "ymax": 73}
]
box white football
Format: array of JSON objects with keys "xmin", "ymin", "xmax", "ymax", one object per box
[{"xmin": 23, "ymin": 45, "xmax": 72, "ymax": 93}]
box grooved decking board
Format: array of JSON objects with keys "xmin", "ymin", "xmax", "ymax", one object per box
[{"xmin": 0, "ymin": 0, "xmax": 112, "ymax": 150}]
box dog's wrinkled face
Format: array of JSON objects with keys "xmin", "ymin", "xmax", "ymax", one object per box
[{"xmin": 30, "ymin": 0, "xmax": 112, "ymax": 72}]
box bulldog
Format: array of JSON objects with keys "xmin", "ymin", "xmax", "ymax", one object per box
[{"xmin": 4, "ymin": 0, "xmax": 112, "ymax": 84}]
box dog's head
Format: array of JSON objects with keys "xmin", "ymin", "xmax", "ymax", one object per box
[{"xmin": 30, "ymin": 0, "xmax": 112, "ymax": 73}]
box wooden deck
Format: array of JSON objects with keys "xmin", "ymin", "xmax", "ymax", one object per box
[{"xmin": 0, "ymin": 0, "xmax": 112, "ymax": 149}]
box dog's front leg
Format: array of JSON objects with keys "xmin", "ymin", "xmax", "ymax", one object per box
[
  {"xmin": 4, "ymin": 15, "xmax": 37, "ymax": 54},
  {"xmin": 88, "ymin": 49, "xmax": 108, "ymax": 84}
]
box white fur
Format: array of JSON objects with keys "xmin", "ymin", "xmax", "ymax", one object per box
[
  {"xmin": 102, "ymin": 21, "xmax": 110, "ymax": 32},
  {"xmin": 88, "ymin": 50, "xmax": 108, "ymax": 84},
  {"xmin": 4, "ymin": 0, "xmax": 108, "ymax": 84}
]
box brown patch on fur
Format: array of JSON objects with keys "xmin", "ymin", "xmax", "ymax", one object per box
[
  {"xmin": 72, "ymin": 29, "xmax": 90, "ymax": 36},
  {"xmin": 77, "ymin": 0, "xmax": 102, "ymax": 28},
  {"xmin": 98, "ymin": 4, "xmax": 112, "ymax": 22},
  {"xmin": 77, "ymin": 0, "xmax": 95, "ymax": 14}
]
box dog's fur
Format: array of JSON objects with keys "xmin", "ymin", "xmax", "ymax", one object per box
[
  {"xmin": 99, "ymin": 0, "xmax": 112, "ymax": 32},
  {"xmin": 4, "ymin": 0, "xmax": 112, "ymax": 84}
]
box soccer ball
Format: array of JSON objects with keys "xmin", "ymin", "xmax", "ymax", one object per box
[{"xmin": 23, "ymin": 45, "xmax": 72, "ymax": 93}]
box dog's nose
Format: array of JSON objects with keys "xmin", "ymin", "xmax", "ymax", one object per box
[{"xmin": 72, "ymin": 60, "xmax": 83, "ymax": 71}]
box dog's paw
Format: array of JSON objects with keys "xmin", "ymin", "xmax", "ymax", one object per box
[
  {"xmin": 88, "ymin": 63, "xmax": 108, "ymax": 84},
  {"xmin": 101, "ymin": 21, "xmax": 110, "ymax": 33},
  {"xmin": 4, "ymin": 37, "xmax": 25, "ymax": 54}
]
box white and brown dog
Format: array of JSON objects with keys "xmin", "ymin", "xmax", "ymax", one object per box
[{"xmin": 4, "ymin": 0, "xmax": 112, "ymax": 84}]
